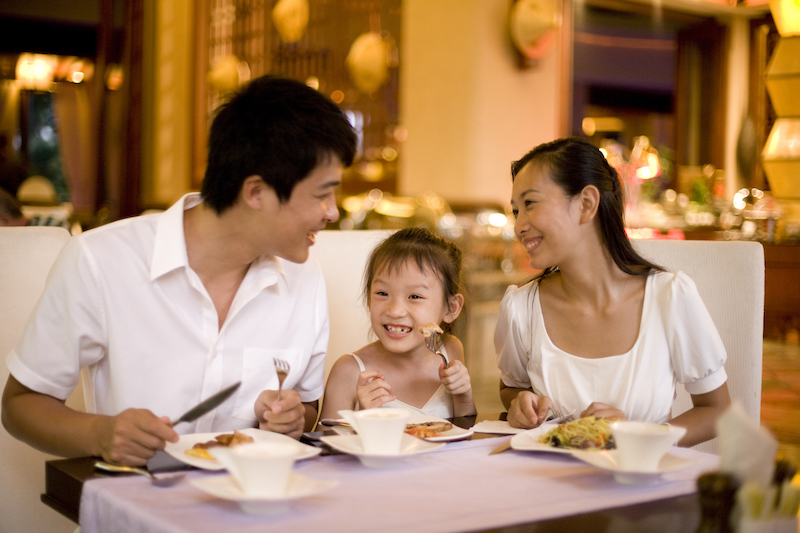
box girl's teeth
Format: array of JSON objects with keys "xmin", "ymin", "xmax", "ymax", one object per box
[{"xmin": 386, "ymin": 325, "xmax": 410, "ymax": 334}]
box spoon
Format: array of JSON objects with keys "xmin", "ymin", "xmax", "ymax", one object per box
[{"xmin": 94, "ymin": 461, "xmax": 186, "ymax": 487}]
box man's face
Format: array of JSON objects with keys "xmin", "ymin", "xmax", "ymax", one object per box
[{"xmin": 260, "ymin": 156, "xmax": 342, "ymax": 263}]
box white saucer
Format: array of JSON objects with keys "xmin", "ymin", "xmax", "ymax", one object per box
[
  {"xmin": 165, "ymin": 428, "xmax": 321, "ymax": 470},
  {"xmin": 571, "ymin": 449, "xmax": 698, "ymax": 484},
  {"xmin": 320, "ymin": 433, "xmax": 444, "ymax": 468},
  {"xmin": 190, "ymin": 472, "xmax": 338, "ymax": 514}
]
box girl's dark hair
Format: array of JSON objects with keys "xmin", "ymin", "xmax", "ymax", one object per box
[
  {"xmin": 511, "ymin": 137, "xmax": 662, "ymax": 279},
  {"xmin": 363, "ymin": 228, "xmax": 464, "ymax": 336}
]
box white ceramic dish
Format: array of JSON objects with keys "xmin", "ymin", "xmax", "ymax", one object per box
[
  {"xmin": 510, "ymin": 423, "xmax": 578, "ymax": 455},
  {"xmin": 571, "ymin": 449, "xmax": 698, "ymax": 484},
  {"xmin": 190, "ymin": 472, "xmax": 337, "ymax": 514},
  {"xmin": 320, "ymin": 433, "xmax": 444, "ymax": 468},
  {"xmin": 165, "ymin": 428, "xmax": 321, "ymax": 470},
  {"xmin": 322, "ymin": 414, "xmax": 473, "ymax": 442},
  {"xmin": 404, "ymin": 413, "xmax": 475, "ymax": 442}
]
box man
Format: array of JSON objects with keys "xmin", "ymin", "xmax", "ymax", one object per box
[
  {"xmin": 2, "ymin": 76, "xmax": 356, "ymax": 466},
  {"xmin": 0, "ymin": 187, "xmax": 72, "ymax": 232}
]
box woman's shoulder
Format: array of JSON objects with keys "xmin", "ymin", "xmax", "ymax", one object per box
[{"xmin": 648, "ymin": 269, "xmax": 699, "ymax": 294}]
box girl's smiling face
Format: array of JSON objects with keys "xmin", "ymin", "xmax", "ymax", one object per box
[{"xmin": 368, "ymin": 260, "xmax": 455, "ymax": 355}]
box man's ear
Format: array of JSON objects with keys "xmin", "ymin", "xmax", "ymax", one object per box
[
  {"xmin": 443, "ymin": 293, "xmax": 465, "ymax": 324},
  {"xmin": 578, "ymin": 185, "xmax": 600, "ymax": 224},
  {"xmin": 240, "ymin": 175, "xmax": 268, "ymax": 209}
]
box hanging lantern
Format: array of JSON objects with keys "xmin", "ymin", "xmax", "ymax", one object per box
[
  {"xmin": 272, "ymin": 0, "xmax": 309, "ymax": 44},
  {"xmin": 346, "ymin": 32, "xmax": 390, "ymax": 94}
]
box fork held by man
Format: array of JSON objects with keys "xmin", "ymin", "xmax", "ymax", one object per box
[{"xmin": 274, "ymin": 358, "xmax": 290, "ymax": 400}]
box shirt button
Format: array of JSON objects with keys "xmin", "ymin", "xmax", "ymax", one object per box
[{"xmin": 203, "ymin": 300, "xmax": 212, "ymax": 309}]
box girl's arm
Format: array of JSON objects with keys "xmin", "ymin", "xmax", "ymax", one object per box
[
  {"xmin": 318, "ymin": 355, "xmax": 361, "ymax": 422},
  {"xmin": 668, "ymin": 382, "xmax": 731, "ymax": 447},
  {"xmin": 439, "ymin": 336, "xmax": 476, "ymax": 417}
]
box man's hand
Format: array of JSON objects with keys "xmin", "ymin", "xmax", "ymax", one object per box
[
  {"xmin": 507, "ymin": 390, "xmax": 552, "ymax": 429},
  {"xmin": 94, "ymin": 409, "xmax": 178, "ymax": 466},
  {"xmin": 254, "ymin": 389, "xmax": 306, "ymax": 439}
]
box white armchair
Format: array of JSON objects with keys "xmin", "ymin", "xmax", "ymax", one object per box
[
  {"xmin": 0, "ymin": 227, "xmax": 81, "ymax": 533},
  {"xmin": 310, "ymin": 230, "xmax": 394, "ymax": 385},
  {"xmin": 632, "ymin": 239, "xmax": 765, "ymax": 454}
]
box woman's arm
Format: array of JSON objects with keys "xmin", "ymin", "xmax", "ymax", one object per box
[{"xmin": 668, "ymin": 382, "xmax": 731, "ymax": 447}]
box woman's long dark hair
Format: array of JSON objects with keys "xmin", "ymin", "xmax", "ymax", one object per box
[{"xmin": 511, "ymin": 137, "xmax": 662, "ymax": 281}]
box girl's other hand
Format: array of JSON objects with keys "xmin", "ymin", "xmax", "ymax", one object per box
[
  {"xmin": 580, "ymin": 402, "xmax": 626, "ymax": 421},
  {"xmin": 356, "ymin": 370, "xmax": 395, "ymax": 409},
  {"xmin": 507, "ymin": 391, "xmax": 552, "ymax": 429},
  {"xmin": 439, "ymin": 360, "xmax": 471, "ymax": 396}
]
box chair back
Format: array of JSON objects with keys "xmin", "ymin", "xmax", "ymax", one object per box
[
  {"xmin": 310, "ymin": 230, "xmax": 394, "ymax": 384},
  {"xmin": 632, "ymin": 239, "xmax": 765, "ymax": 454},
  {"xmin": 0, "ymin": 227, "xmax": 81, "ymax": 533}
]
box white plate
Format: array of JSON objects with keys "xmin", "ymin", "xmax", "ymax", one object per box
[
  {"xmin": 571, "ymin": 449, "xmax": 698, "ymax": 484},
  {"xmin": 510, "ymin": 423, "xmax": 579, "ymax": 455},
  {"xmin": 165, "ymin": 428, "xmax": 321, "ymax": 470},
  {"xmin": 404, "ymin": 413, "xmax": 474, "ymax": 442},
  {"xmin": 322, "ymin": 415, "xmax": 473, "ymax": 442},
  {"xmin": 190, "ymin": 472, "xmax": 337, "ymax": 514},
  {"xmin": 320, "ymin": 433, "xmax": 444, "ymax": 468}
]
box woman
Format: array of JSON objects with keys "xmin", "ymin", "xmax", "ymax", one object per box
[{"xmin": 496, "ymin": 137, "xmax": 730, "ymax": 446}]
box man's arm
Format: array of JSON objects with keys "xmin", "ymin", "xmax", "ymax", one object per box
[{"xmin": 2, "ymin": 375, "xmax": 178, "ymax": 466}]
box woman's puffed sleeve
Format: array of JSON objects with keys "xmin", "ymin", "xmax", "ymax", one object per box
[
  {"xmin": 495, "ymin": 284, "xmax": 533, "ymax": 389},
  {"xmin": 663, "ymin": 272, "xmax": 728, "ymax": 395}
]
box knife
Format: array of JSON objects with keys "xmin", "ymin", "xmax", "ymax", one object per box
[{"xmin": 170, "ymin": 381, "xmax": 241, "ymax": 426}]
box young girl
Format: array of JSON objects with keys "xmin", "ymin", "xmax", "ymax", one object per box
[
  {"xmin": 321, "ymin": 227, "xmax": 476, "ymax": 419},
  {"xmin": 496, "ymin": 137, "xmax": 730, "ymax": 446}
]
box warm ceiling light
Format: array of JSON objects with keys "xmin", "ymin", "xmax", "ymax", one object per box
[
  {"xmin": 16, "ymin": 53, "xmax": 57, "ymax": 91},
  {"xmin": 770, "ymin": 0, "xmax": 800, "ymax": 35}
]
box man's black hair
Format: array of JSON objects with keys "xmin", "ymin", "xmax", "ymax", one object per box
[{"xmin": 202, "ymin": 76, "xmax": 357, "ymax": 213}]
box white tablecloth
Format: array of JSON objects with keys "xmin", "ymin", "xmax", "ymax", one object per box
[{"xmin": 79, "ymin": 437, "xmax": 720, "ymax": 533}]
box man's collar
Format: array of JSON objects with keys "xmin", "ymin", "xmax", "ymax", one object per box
[{"xmin": 150, "ymin": 193, "xmax": 200, "ymax": 280}]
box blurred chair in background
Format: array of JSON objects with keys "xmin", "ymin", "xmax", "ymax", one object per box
[
  {"xmin": 310, "ymin": 230, "xmax": 393, "ymax": 393},
  {"xmin": 0, "ymin": 227, "xmax": 84, "ymax": 533},
  {"xmin": 633, "ymin": 239, "xmax": 765, "ymax": 454}
]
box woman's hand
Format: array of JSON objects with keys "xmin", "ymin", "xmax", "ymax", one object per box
[
  {"xmin": 580, "ymin": 402, "xmax": 626, "ymax": 421},
  {"xmin": 439, "ymin": 360, "xmax": 471, "ymax": 396},
  {"xmin": 507, "ymin": 390, "xmax": 552, "ymax": 429},
  {"xmin": 356, "ymin": 370, "xmax": 394, "ymax": 409}
]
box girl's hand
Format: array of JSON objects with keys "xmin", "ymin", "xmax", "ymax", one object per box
[
  {"xmin": 439, "ymin": 360, "xmax": 471, "ymax": 396},
  {"xmin": 356, "ymin": 370, "xmax": 394, "ymax": 409},
  {"xmin": 581, "ymin": 402, "xmax": 626, "ymax": 421},
  {"xmin": 507, "ymin": 390, "xmax": 552, "ymax": 429}
]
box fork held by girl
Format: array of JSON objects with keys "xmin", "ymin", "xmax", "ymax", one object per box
[{"xmin": 321, "ymin": 228, "xmax": 476, "ymax": 421}]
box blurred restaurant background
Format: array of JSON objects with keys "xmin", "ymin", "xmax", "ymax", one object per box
[{"xmin": 1, "ymin": 0, "xmax": 799, "ymax": 416}]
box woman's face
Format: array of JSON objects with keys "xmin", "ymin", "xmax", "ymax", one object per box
[{"xmin": 510, "ymin": 163, "xmax": 582, "ymax": 270}]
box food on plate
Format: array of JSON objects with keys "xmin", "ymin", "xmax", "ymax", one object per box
[
  {"xmin": 419, "ymin": 323, "xmax": 443, "ymax": 337},
  {"xmin": 184, "ymin": 430, "xmax": 255, "ymax": 460},
  {"xmin": 405, "ymin": 421, "xmax": 453, "ymax": 439},
  {"xmin": 537, "ymin": 416, "xmax": 617, "ymax": 450}
]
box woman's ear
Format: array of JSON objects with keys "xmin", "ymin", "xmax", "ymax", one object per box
[
  {"xmin": 578, "ymin": 185, "xmax": 600, "ymax": 224},
  {"xmin": 443, "ymin": 293, "xmax": 465, "ymax": 324}
]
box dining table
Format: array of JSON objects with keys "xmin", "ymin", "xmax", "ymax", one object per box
[{"xmin": 41, "ymin": 415, "xmax": 720, "ymax": 533}]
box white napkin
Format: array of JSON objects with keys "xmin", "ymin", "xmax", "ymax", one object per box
[
  {"xmin": 471, "ymin": 420, "xmax": 527, "ymax": 435},
  {"xmin": 716, "ymin": 401, "xmax": 779, "ymax": 490}
]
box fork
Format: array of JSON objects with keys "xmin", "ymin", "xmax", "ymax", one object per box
[
  {"xmin": 274, "ymin": 358, "xmax": 290, "ymax": 400},
  {"xmin": 423, "ymin": 332, "xmax": 449, "ymax": 368}
]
